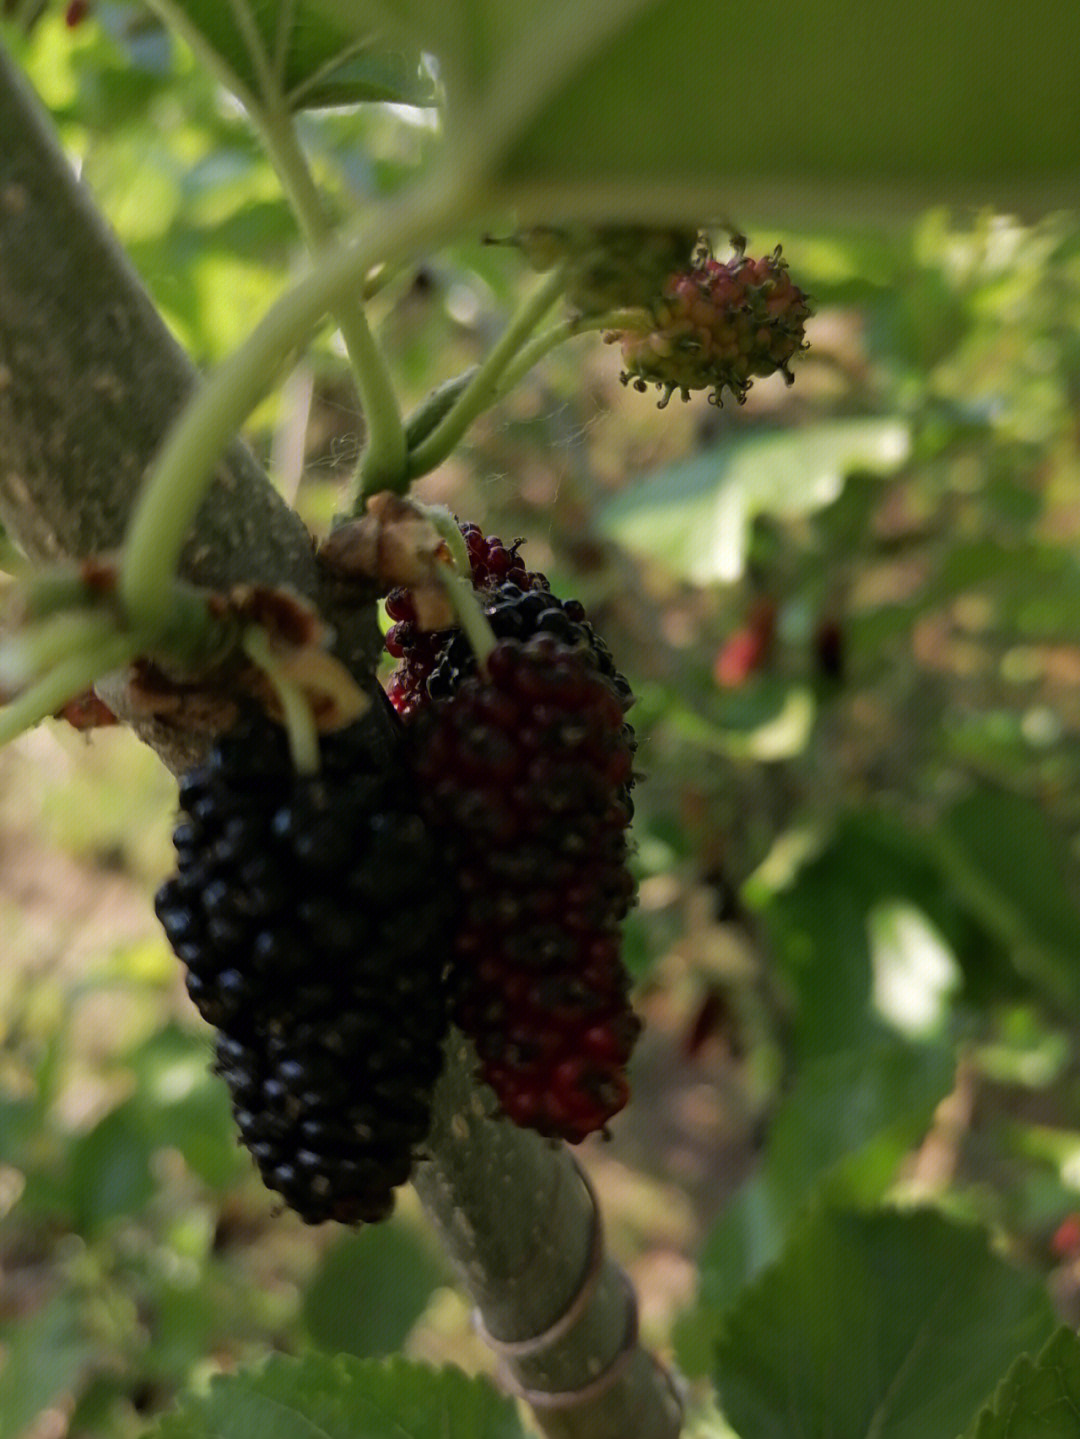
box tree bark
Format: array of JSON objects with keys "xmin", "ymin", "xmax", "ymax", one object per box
[{"xmin": 0, "ymin": 41, "xmax": 682, "ymax": 1439}]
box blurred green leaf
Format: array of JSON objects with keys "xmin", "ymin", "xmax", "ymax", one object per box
[
  {"xmin": 764, "ymin": 1041, "xmax": 954, "ymax": 1216},
  {"xmin": 696, "ymin": 1177, "xmax": 786, "ymax": 1321},
  {"xmin": 962, "ymin": 1326, "xmax": 1080, "ymax": 1439},
  {"xmin": 302, "ymin": 1223, "xmax": 445, "ymax": 1359},
  {"xmin": 294, "ymin": 49, "xmax": 435, "ymax": 111},
  {"xmin": 149, "ymin": 1354, "xmax": 528, "ymax": 1439},
  {"xmin": 598, "ymin": 419, "xmax": 909, "ymax": 584},
  {"xmin": 689, "ymin": 1040, "xmax": 953, "ymax": 1342},
  {"xmin": 0, "ymin": 1297, "xmax": 99, "ymax": 1439},
  {"xmin": 757, "ymin": 811, "xmax": 1029, "ymax": 1052},
  {"xmin": 498, "ymin": 3, "xmax": 1080, "ymax": 221},
  {"xmin": 664, "ymin": 684, "xmax": 817, "ymax": 763},
  {"xmin": 714, "ymin": 1209, "xmax": 1056, "ymax": 1439},
  {"xmin": 762, "ymin": 836, "xmax": 880, "ymax": 1059},
  {"xmin": 126, "ymin": 1025, "xmax": 247, "ymax": 1191},
  {"xmin": 305, "ymin": 0, "xmax": 609, "ymax": 114},
  {"xmin": 671, "ymin": 1299, "xmax": 726, "ymax": 1383},
  {"xmin": 149, "ymin": 0, "xmax": 432, "ymax": 112},
  {"xmin": 315, "ymin": 1, "xmax": 1080, "ymax": 221},
  {"xmin": 938, "ymin": 790, "xmax": 1080, "ymax": 1009},
  {"xmin": 66, "ymin": 1101, "xmax": 157, "ymax": 1232},
  {"xmin": 929, "ymin": 542, "xmax": 1080, "ymax": 641}
]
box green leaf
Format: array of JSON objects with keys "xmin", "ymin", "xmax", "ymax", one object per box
[
  {"xmin": 962, "ymin": 1326, "xmax": 1080, "ymax": 1439},
  {"xmin": 598, "ymin": 419, "xmax": 909, "ymax": 585},
  {"xmin": 65, "ymin": 1100, "xmax": 157, "ymax": 1231},
  {"xmin": 500, "ymin": 2, "xmax": 1080, "ymax": 221},
  {"xmin": 764, "ymin": 1041, "xmax": 954, "ymax": 1216},
  {"xmin": 664, "ymin": 684, "xmax": 818, "ymax": 764},
  {"xmin": 939, "ymin": 789, "xmax": 1080, "ymax": 1009},
  {"xmin": 126, "ymin": 1024, "xmax": 247, "ymax": 1191},
  {"xmin": 696, "ymin": 1177, "xmax": 786, "ymax": 1319},
  {"xmin": 305, "ymin": 0, "xmax": 637, "ymax": 118},
  {"xmin": 149, "ymin": 0, "xmax": 432, "ymax": 112},
  {"xmin": 302, "ymin": 1223, "xmax": 446, "ymax": 1359},
  {"xmin": 293, "ymin": 49, "xmax": 436, "ymax": 111},
  {"xmin": 688, "ymin": 1041, "xmax": 953, "ymax": 1341},
  {"xmin": 311, "ymin": 1, "xmax": 1080, "ymax": 221},
  {"xmin": 0, "ymin": 1298, "xmax": 99, "ymax": 1439},
  {"xmin": 714, "ymin": 1209, "xmax": 1056, "ymax": 1439},
  {"xmin": 762, "ymin": 837, "xmax": 880, "ymax": 1059},
  {"xmin": 148, "ymin": 1353, "xmax": 528, "ymax": 1439}
]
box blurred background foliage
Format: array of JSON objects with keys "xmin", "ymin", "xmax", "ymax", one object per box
[{"xmin": 4, "ymin": 5, "xmax": 1080, "ymax": 1438}]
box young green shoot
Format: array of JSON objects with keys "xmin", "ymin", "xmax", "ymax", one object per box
[
  {"xmin": 0, "ymin": 610, "xmax": 123, "ymax": 693},
  {"xmin": 402, "ymin": 264, "xmax": 569, "ymax": 484},
  {"xmin": 119, "ymin": 170, "xmax": 463, "ymax": 638},
  {"xmin": 0, "ymin": 634, "xmax": 139, "ymax": 748}
]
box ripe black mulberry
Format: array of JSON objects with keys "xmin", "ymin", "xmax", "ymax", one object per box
[{"xmin": 155, "ymin": 707, "xmax": 450, "ymax": 1224}]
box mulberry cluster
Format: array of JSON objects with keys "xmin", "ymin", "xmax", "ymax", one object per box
[
  {"xmin": 413, "ymin": 635, "xmax": 640, "ymax": 1142},
  {"xmin": 384, "ymin": 521, "xmax": 549, "ymax": 718},
  {"xmin": 612, "ymin": 245, "xmax": 811, "ymax": 406},
  {"xmin": 155, "ymin": 710, "xmax": 450, "ymax": 1225},
  {"xmin": 385, "ymin": 521, "xmax": 632, "ymax": 724}
]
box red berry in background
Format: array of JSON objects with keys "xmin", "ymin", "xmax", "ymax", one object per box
[
  {"xmin": 1052, "ymin": 1214, "xmax": 1080, "ymax": 1259},
  {"xmin": 413, "ymin": 634, "xmax": 640, "ymax": 1143},
  {"xmin": 65, "ymin": 0, "xmax": 91, "ymax": 25},
  {"xmin": 714, "ymin": 629, "xmax": 767, "ymax": 688},
  {"xmin": 611, "ymin": 245, "xmax": 811, "ymax": 407},
  {"xmin": 713, "ymin": 599, "xmax": 777, "ymax": 688}
]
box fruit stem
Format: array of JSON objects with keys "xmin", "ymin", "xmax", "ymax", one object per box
[
  {"xmin": 439, "ymin": 566, "xmax": 497, "ymax": 675},
  {"xmin": 0, "ymin": 634, "xmax": 138, "ymax": 747},
  {"xmin": 425, "ymin": 505, "xmax": 472, "ymax": 577},
  {"xmin": 403, "ymin": 265, "xmax": 569, "ymax": 483},
  {"xmin": 241, "ymin": 626, "xmax": 320, "ymax": 775},
  {"xmin": 494, "ymin": 306, "xmax": 653, "ymax": 399}
]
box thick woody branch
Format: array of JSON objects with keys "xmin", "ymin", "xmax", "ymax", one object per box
[{"xmin": 0, "ymin": 42, "xmax": 681, "ymax": 1439}]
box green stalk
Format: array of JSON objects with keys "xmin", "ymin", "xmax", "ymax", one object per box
[
  {"xmin": 255, "ymin": 106, "xmax": 407, "ymax": 497},
  {"xmin": 425, "ymin": 504, "xmax": 472, "ymax": 576},
  {"xmin": 0, "ymin": 610, "xmax": 121, "ymax": 690},
  {"xmin": 146, "ymin": 0, "xmax": 407, "ymax": 497},
  {"xmin": 0, "ymin": 634, "xmax": 139, "ymax": 747},
  {"xmin": 403, "ymin": 265, "xmax": 569, "ymax": 483},
  {"xmin": 493, "ymin": 306, "xmax": 652, "ymax": 403},
  {"xmin": 119, "ymin": 170, "xmax": 463, "ymax": 638},
  {"xmin": 241, "ymin": 627, "xmax": 319, "ymax": 774},
  {"xmin": 440, "ymin": 569, "xmax": 496, "ymax": 673}
]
